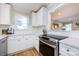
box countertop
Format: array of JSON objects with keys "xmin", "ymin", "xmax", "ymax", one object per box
[
  {"xmin": 0, "ymin": 33, "xmax": 39, "ymax": 40},
  {"xmin": 59, "ymin": 37, "xmax": 79, "ymax": 49},
  {"xmin": 0, "ymin": 35, "xmax": 8, "ymax": 40}
]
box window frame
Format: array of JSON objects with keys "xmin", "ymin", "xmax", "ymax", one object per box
[{"xmin": 14, "ymin": 12, "xmax": 29, "ymax": 30}]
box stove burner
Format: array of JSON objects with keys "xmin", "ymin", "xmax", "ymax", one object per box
[{"xmin": 41, "ymin": 34, "xmax": 68, "ymax": 40}]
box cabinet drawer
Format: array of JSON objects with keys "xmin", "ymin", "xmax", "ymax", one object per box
[
  {"xmin": 59, "ymin": 50, "xmax": 72, "ymax": 56},
  {"xmin": 60, "ymin": 43, "xmax": 79, "ymax": 56}
]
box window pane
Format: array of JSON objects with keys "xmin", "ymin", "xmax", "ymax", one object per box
[{"xmin": 15, "ymin": 13, "xmax": 28, "ymax": 30}]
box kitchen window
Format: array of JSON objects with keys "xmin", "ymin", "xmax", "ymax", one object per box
[{"xmin": 15, "ymin": 13, "xmax": 29, "ymax": 30}]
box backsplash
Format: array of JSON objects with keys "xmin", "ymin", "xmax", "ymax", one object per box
[
  {"xmin": 0, "ymin": 24, "xmax": 45, "ymax": 36},
  {"xmin": 14, "ymin": 26, "xmax": 45, "ymax": 35},
  {"xmin": 1, "ymin": 25, "xmax": 79, "ymax": 38}
]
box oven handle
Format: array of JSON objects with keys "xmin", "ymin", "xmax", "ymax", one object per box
[{"xmin": 40, "ymin": 40, "xmax": 57, "ymax": 48}]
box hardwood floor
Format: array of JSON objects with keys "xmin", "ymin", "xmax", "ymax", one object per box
[{"xmin": 12, "ymin": 48, "xmax": 41, "ymax": 56}]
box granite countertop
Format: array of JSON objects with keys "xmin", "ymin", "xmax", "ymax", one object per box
[
  {"xmin": 0, "ymin": 33, "xmax": 39, "ymax": 41},
  {"xmin": 0, "ymin": 33, "xmax": 34, "ymax": 36},
  {"xmin": 59, "ymin": 37, "xmax": 79, "ymax": 49}
]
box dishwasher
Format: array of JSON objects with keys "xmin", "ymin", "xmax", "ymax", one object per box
[{"xmin": 0, "ymin": 37, "xmax": 7, "ymax": 56}]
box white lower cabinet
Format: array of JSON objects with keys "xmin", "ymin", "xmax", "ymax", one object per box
[
  {"xmin": 8, "ymin": 35, "xmax": 34, "ymax": 54},
  {"xmin": 59, "ymin": 43, "xmax": 79, "ymax": 56},
  {"xmin": 23, "ymin": 35, "xmax": 34, "ymax": 49},
  {"xmin": 8, "ymin": 36, "xmax": 22, "ymax": 54},
  {"xmin": 33, "ymin": 35, "xmax": 39, "ymax": 52}
]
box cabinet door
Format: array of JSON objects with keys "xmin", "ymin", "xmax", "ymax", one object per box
[
  {"xmin": 32, "ymin": 12, "xmax": 38, "ymax": 26},
  {"xmin": 35, "ymin": 38, "xmax": 39, "ymax": 52},
  {"xmin": 0, "ymin": 40, "xmax": 1, "ymax": 55},
  {"xmin": 37, "ymin": 7, "xmax": 47, "ymax": 26},
  {"xmin": 43, "ymin": 8, "xmax": 48, "ymax": 26},
  {"xmin": 8, "ymin": 36, "xmax": 23, "ymax": 53},
  {"xmin": 59, "ymin": 43, "xmax": 79, "ymax": 56},
  {"xmin": 8, "ymin": 35, "xmax": 34, "ymax": 54},
  {"xmin": 33, "ymin": 36, "xmax": 39, "ymax": 52},
  {"xmin": 8, "ymin": 36, "xmax": 16, "ymax": 53},
  {"xmin": 37, "ymin": 8, "xmax": 43, "ymax": 26},
  {"xmin": 24, "ymin": 35, "xmax": 34, "ymax": 48},
  {"xmin": 32, "ymin": 7, "xmax": 47, "ymax": 26},
  {"xmin": 0, "ymin": 4, "xmax": 10, "ymax": 24}
]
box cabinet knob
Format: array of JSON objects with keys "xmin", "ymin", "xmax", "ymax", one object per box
[
  {"xmin": 18, "ymin": 40, "xmax": 20, "ymax": 41},
  {"xmin": 59, "ymin": 53, "xmax": 61, "ymax": 55},
  {"xmin": 67, "ymin": 49, "xmax": 69, "ymax": 52},
  {"xmin": 25, "ymin": 39, "xmax": 28, "ymax": 40}
]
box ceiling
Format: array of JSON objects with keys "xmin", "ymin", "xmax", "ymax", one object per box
[{"xmin": 11, "ymin": 3, "xmax": 49, "ymax": 14}]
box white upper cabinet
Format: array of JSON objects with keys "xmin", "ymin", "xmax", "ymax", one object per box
[
  {"xmin": 37, "ymin": 7, "xmax": 48, "ymax": 26},
  {"xmin": 0, "ymin": 4, "xmax": 11, "ymax": 25},
  {"xmin": 32, "ymin": 12, "xmax": 37, "ymax": 26},
  {"xmin": 32, "ymin": 7, "xmax": 48, "ymax": 26}
]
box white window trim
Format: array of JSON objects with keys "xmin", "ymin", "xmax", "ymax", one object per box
[{"xmin": 14, "ymin": 12, "xmax": 30, "ymax": 30}]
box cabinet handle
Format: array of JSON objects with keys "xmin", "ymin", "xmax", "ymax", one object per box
[
  {"xmin": 18, "ymin": 40, "xmax": 20, "ymax": 41},
  {"xmin": 59, "ymin": 53, "xmax": 61, "ymax": 55},
  {"xmin": 25, "ymin": 39, "xmax": 28, "ymax": 40},
  {"xmin": 67, "ymin": 49, "xmax": 69, "ymax": 52}
]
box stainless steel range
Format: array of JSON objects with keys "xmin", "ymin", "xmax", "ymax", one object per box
[{"xmin": 39, "ymin": 34, "xmax": 68, "ymax": 56}]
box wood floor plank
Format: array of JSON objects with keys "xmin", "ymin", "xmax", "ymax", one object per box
[{"xmin": 14, "ymin": 48, "xmax": 40, "ymax": 56}]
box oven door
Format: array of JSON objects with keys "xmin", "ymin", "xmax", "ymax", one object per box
[{"xmin": 39, "ymin": 40, "xmax": 58, "ymax": 56}]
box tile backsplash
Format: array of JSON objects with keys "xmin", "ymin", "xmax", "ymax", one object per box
[
  {"xmin": 0, "ymin": 24, "xmax": 45, "ymax": 36},
  {"xmin": 1, "ymin": 25, "xmax": 79, "ymax": 38},
  {"xmin": 14, "ymin": 26, "xmax": 45, "ymax": 35}
]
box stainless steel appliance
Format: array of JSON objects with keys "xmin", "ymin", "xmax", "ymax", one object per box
[
  {"xmin": 2, "ymin": 29, "xmax": 7, "ymax": 34},
  {"xmin": 2, "ymin": 27, "xmax": 14, "ymax": 35},
  {"xmin": 39, "ymin": 34, "xmax": 68, "ymax": 56},
  {"xmin": 0, "ymin": 37, "xmax": 7, "ymax": 56},
  {"xmin": 6, "ymin": 27, "xmax": 14, "ymax": 34}
]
